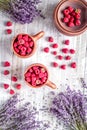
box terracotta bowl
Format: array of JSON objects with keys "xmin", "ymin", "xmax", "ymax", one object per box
[
  {"xmin": 54, "ymin": 0, "xmax": 87, "ymax": 36},
  {"xmin": 12, "ymin": 31, "xmax": 44, "ymax": 58},
  {"xmin": 24, "ymin": 63, "xmax": 56, "ymax": 89}
]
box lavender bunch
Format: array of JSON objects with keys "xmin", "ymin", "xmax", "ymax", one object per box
[
  {"xmin": 50, "ymin": 87, "xmax": 87, "ymax": 130},
  {"xmin": 0, "ymin": 94, "xmax": 46, "ymax": 130},
  {"xmin": 0, "ymin": 0, "xmax": 42, "ymax": 24}
]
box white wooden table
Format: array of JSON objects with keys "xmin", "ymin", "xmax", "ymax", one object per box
[{"xmin": 0, "ymin": 0, "xmax": 87, "ymax": 129}]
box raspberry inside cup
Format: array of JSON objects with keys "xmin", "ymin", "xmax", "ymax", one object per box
[
  {"xmin": 25, "ymin": 65, "xmax": 48, "ymax": 87},
  {"xmin": 13, "ymin": 34, "xmax": 34, "ymax": 57}
]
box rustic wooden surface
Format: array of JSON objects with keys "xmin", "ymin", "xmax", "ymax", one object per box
[{"xmin": 0, "ymin": 0, "xmax": 87, "ymax": 129}]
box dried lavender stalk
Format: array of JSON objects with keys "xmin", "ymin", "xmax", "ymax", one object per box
[{"xmin": 50, "ymin": 87, "xmax": 87, "ymax": 130}]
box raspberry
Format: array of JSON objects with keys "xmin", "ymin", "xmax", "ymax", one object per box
[
  {"xmin": 48, "ymin": 37, "xmax": 54, "ymax": 42},
  {"xmin": 11, "ymin": 76, "xmax": 17, "ymax": 82},
  {"xmin": 65, "ymin": 56, "xmax": 71, "ymax": 60},
  {"xmin": 57, "ymin": 55, "xmax": 63, "ymax": 60},
  {"xmin": 23, "ymin": 35, "xmax": 29, "ymax": 41},
  {"xmin": 52, "ymin": 51, "xmax": 57, "ymax": 55},
  {"xmin": 75, "ymin": 14, "xmax": 81, "ymax": 19},
  {"xmin": 4, "ymin": 61, "xmax": 10, "ymax": 67},
  {"xmin": 64, "ymin": 40, "xmax": 70, "ymax": 45},
  {"xmin": 18, "ymin": 39, "xmax": 25, "ymax": 44},
  {"xmin": 69, "ymin": 17, "xmax": 74, "ymax": 22},
  {"xmin": 63, "ymin": 9, "xmax": 69, "ymax": 15},
  {"xmin": 9, "ymin": 89, "xmax": 15, "ymax": 95},
  {"xmin": 70, "ymin": 62, "xmax": 77, "ymax": 68},
  {"xmin": 16, "ymin": 84, "xmax": 21, "ymax": 90},
  {"xmin": 3, "ymin": 84, "xmax": 9, "ymax": 89},
  {"xmin": 68, "ymin": 22, "xmax": 75, "ymax": 27},
  {"xmin": 60, "ymin": 65, "xmax": 66, "ymax": 70},
  {"xmin": 66, "ymin": 15, "xmax": 71, "ymax": 19},
  {"xmin": 27, "ymin": 48, "xmax": 32, "ymax": 54},
  {"xmin": 44, "ymin": 47, "xmax": 49, "ymax": 53},
  {"xmin": 71, "ymin": 11, "xmax": 75, "ymax": 16},
  {"xmin": 4, "ymin": 70, "xmax": 10, "ymax": 75},
  {"xmin": 70, "ymin": 49, "xmax": 75, "ymax": 54},
  {"xmin": 6, "ymin": 29, "xmax": 12, "ymax": 34},
  {"xmin": 68, "ymin": 6, "xmax": 74, "ymax": 12},
  {"xmin": 75, "ymin": 20, "xmax": 81, "ymax": 26},
  {"xmin": 29, "ymin": 41, "xmax": 34, "ymax": 47},
  {"xmin": 53, "ymin": 62, "xmax": 58, "ymax": 67},
  {"xmin": 21, "ymin": 46, "xmax": 27, "ymax": 52},
  {"xmin": 13, "ymin": 42, "xmax": 18, "ymax": 48},
  {"xmin": 52, "ymin": 43, "xmax": 58, "ymax": 48},
  {"xmin": 18, "ymin": 35, "xmax": 23, "ymax": 40},
  {"xmin": 6, "ymin": 21, "xmax": 12, "ymax": 26},
  {"xmin": 62, "ymin": 48, "xmax": 68, "ymax": 53},
  {"xmin": 63, "ymin": 17, "xmax": 69, "ymax": 23},
  {"xmin": 14, "ymin": 47, "xmax": 19, "ymax": 53}
]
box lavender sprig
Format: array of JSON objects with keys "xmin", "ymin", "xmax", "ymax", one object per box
[
  {"xmin": 0, "ymin": 94, "xmax": 47, "ymax": 130},
  {"xmin": 50, "ymin": 87, "xmax": 87, "ymax": 130},
  {"xmin": 0, "ymin": 0, "xmax": 43, "ymax": 24}
]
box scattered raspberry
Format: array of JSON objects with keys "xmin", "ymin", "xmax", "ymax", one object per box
[
  {"xmin": 48, "ymin": 37, "xmax": 54, "ymax": 42},
  {"xmin": 16, "ymin": 84, "xmax": 21, "ymax": 90},
  {"xmin": 70, "ymin": 62, "xmax": 77, "ymax": 68},
  {"xmin": 75, "ymin": 13, "xmax": 81, "ymax": 19},
  {"xmin": 4, "ymin": 61, "xmax": 10, "ymax": 67},
  {"xmin": 6, "ymin": 21, "xmax": 12, "ymax": 26},
  {"xmin": 9, "ymin": 89, "xmax": 15, "ymax": 95},
  {"xmin": 70, "ymin": 49, "xmax": 75, "ymax": 54},
  {"xmin": 68, "ymin": 22, "xmax": 75, "ymax": 27},
  {"xmin": 62, "ymin": 48, "xmax": 68, "ymax": 53},
  {"xmin": 4, "ymin": 70, "xmax": 10, "ymax": 75},
  {"xmin": 57, "ymin": 55, "xmax": 63, "ymax": 60},
  {"xmin": 52, "ymin": 51, "xmax": 57, "ymax": 55},
  {"xmin": 68, "ymin": 6, "xmax": 74, "ymax": 13},
  {"xmin": 65, "ymin": 56, "xmax": 71, "ymax": 60},
  {"xmin": 64, "ymin": 40, "xmax": 70, "ymax": 45},
  {"xmin": 3, "ymin": 84, "xmax": 9, "ymax": 89},
  {"xmin": 44, "ymin": 47, "xmax": 49, "ymax": 53},
  {"xmin": 60, "ymin": 65, "xmax": 66, "ymax": 70},
  {"xmin": 11, "ymin": 76, "xmax": 17, "ymax": 82},
  {"xmin": 63, "ymin": 9, "xmax": 69, "ymax": 15},
  {"xmin": 53, "ymin": 62, "xmax": 58, "ymax": 67},
  {"xmin": 75, "ymin": 20, "xmax": 81, "ymax": 26},
  {"xmin": 6, "ymin": 29, "xmax": 12, "ymax": 34},
  {"xmin": 52, "ymin": 43, "xmax": 58, "ymax": 48}
]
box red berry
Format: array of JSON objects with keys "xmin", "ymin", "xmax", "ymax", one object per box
[
  {"xmin": 48, "ymin": 37, "xmax": 54, "ymax": 42},
  {"xmin": 53, "ymin": 62, "xmax": 58, "ymax": 67},
  {"xmin": 16, "ymin": 84, "xmax": 21, "ymax": 90},
  {"xmin": 60, "ymin": 65, "xmax": 66, "ymax": 70},
  {"xmin": 69, "ymin": 17, "xmax": 74, "ymax": 22},
  {"xmin": 62, "ymin": 48, "xmax": 68, "ymax": 53},
  {"xmin": 68, "ymin": 6, "xmax": 74, "ymax": 13},
  {"xmin": 63, "ymin": 9, "xmax": 69, "ymax": 15},
  {"xmin": 68, "ymin": 22, "xmax": 75, "ymax": 27},
  {"xmin": 18, "ymin": 39, "xmax": 25, "ymax": 44},
  {"xmin": 11, "ymin": 76, "xmax": 17, "ymax": 82},
  {"xmin": 63, "ymin": 17, "xmax": 69, "ymax": 23},
  {"xmin": 14, "ymin": 47, "xmax": 19, "ymax": 53},
  {"xmin": 44, "ymin": 47, "xmax": 49, "ymax": 53},
  {"xmin": 71, "ymin": 11, "xmax": 76, "ymax": 16},
  {"xmin": 4, "ymin": 61, "xmax": 10, "ymax": 67},
  {"xmin": 66, "ymin": 14, "xmax": 71, "ymax": 19},
  {"xmin": 23, "ymin": 35, "xmax": 29, "ymax": 41},
  {"xmin": 18, "ymin": 35, "xmax": 23, "ymax": 40},
  {"xmin": 65, "ymin": 56, "xmax": 71, "ymax": 60},
  {"xmin": 29, "ymin": 41, "xmax": 34, "ymax": 47},
  {"xmin": 52, "ymin": 51, "xmax": 57, "ymax": 55},
  {"xmin": 70, "ymin": 49, "xmax": 75, "ymax": 54},
  {"xmin": 9, "ymin": 89, "xmax": 15, "ymax": 95},
  {"xmin": 64, "ymin": 40, "xmax": 70, "ymax": 45},
  {"xmin": 21, "ymin": 46, "xmax": 27, "ymax": 52},
  {"xmin": 6, "ymin": 21, "xmax": 12, "ymax": 26},
  {"xmin": 70, "ymin": 62, "xmax": 77, "ymax": 68},
  {"xmin": 3, "ymin": 84, "xmax": 9, "ymax": 89},
  {"xmin": 75, "ymin": 14, "xmax": 81, "ymax": 19},
  {"xmin": 6, "ymin": 29, "xmax": 12, "ymax": 34},
  {"xmin": 75, "ymin": 20, "xmax": 81, "ymax": 26},
  {"xmin": 52, "ymin": 43, "xmax": 58, "ymax": 48},
  {"xmin": 57, "ymin": 55, "xmax": 63, "ymax": 60},
  {"xmin": 4, "ymin": 70, "xmax": 10, "ymax": 75}
]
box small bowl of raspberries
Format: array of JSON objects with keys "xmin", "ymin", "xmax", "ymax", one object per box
[{"xmin": 54, "ymin": 0, "xmax": 87, "ymax": 36}]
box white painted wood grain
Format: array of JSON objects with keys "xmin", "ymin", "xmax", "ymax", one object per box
[{"xmin": 0, "ymin": 0, "xmax": 87, "ymax": 129}]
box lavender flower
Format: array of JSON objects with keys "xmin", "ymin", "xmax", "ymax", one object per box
[
  {"xmin": 0, "ymin": 94, "xmax": 48, "ymax": 130},
  {"xmin": 0, "ymin": 0, "xmax": 43, "ymax": 24},
  {"xmin": 50, "ymin": 87, "xmax": 87, "ymax": 130}
]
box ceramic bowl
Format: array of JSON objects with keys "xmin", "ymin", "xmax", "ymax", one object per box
[{"xmin": 54, "ymin": 0, "xmax": 87, "ymax": 36}]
